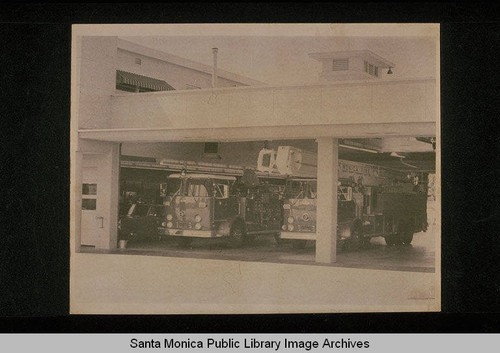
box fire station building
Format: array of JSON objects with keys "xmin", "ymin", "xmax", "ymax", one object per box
[{"xmin": 71, "ymin": 27, "xmax": 439, "ymax": 314}]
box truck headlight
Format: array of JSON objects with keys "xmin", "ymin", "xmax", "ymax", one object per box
[
  {"xmin": 166, "ymin": 222, "xmax": 173, "ymax": 228},
  {"xmin": 195, "ymin": 222, "xmax": 202, "ymax": 230},
  {"xmin": 287, "ymin": 224, "xmax": 295, "ymax": 231},
  {"xmin": 167, "ymin": 214, "xmax": 173, "ymax": 221},
  {"xmin": 287, "ymin": 216, "xmax": 294, "ymax": 224},
  {"xmin": 282, "ymin": 225, "xmax": 287, "ymax": 231},
  {"xmin": 162, "ymin": 221, "xmax": 167, "ymax": 227},
  {"xmin": 194, "ymin": 214, "xmax": 202, "ymax": 223}
]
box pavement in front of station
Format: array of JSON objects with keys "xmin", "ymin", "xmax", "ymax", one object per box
[{"xmin": 89, "ymin": 224, "xmax": 437, "ymax": 273}]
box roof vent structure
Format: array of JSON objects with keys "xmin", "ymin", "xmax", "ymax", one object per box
[{"xmin": 308, "ymin": 50, "xmax": 395, "ymax": 81}]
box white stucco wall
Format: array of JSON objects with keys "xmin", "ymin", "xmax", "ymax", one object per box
[
  {"xmin": 107, "ymin": 78, "xmax": 436, "ymax": 130},
  {"xmin": 78, "ymin": 37, "xmax": 118, "ymax": 129}
]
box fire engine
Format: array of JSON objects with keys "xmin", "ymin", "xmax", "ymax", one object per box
[
  {"xmin": 157, "ymin": 169, "xmax": 283, "ymax": 246},
  {"xmin": 258, "ymin": 146, "xmax": 428, "ymax": 249}
]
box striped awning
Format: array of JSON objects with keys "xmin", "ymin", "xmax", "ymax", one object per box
[{"xmin": 116, "ymin": 70, "xmax": 175, "ymax": 91}]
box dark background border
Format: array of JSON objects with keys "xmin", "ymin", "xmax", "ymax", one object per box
[{"xmin": 0, "ymin": 3, "xmax": 499, "ymax": 332}]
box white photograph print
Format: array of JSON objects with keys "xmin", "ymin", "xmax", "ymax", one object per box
[{"xmin": 70, "ymin": 23, "xmax": 440, "ymax": 314}]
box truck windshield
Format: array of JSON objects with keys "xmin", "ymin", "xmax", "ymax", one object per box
[
  {"xmin": 285, "ymin": 180, "xmax": 317, "ymax": 199},
  {"xmin": 187, "ymin": 181, "xmax": 209, "ymax": 197},
  {"xmin": 166, "ymin": 178, "xmax": 209, "ymax": 197},
  {"xmin": 212, "ymin": 181, "xmax": 229, "ymax": 199}
]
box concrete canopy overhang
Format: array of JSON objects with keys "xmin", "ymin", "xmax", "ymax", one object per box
[
  {"xmin": 78, "ymin": 77, "xmax": 437, "ymax": 142},
  {"xmin": 76, "ymin": 76, "xmax": 437, "ymax": 263},
  {"xmin": 79, "ymin": 122, "xmax": 435, "ymax": 143}
]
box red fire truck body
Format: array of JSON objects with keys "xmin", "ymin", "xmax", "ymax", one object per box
[
  {"xmin": 280, "ymin": 177, "xmax": 428, "ymax": 247},
  {"xmin": 259, "ymin": 146, "xmax": 428, "ymax": 247},
  {"xmin": 281, "ymin": 178, "xmax": 317, "ymax": 239},
  {"xmin": 158, "ymin": 172, "xmax": 282, "ymax": 245}
]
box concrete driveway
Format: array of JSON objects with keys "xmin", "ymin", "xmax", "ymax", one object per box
[{"xmin": 116, "ymin": 224, "xmax": 437, "ymax": 273}]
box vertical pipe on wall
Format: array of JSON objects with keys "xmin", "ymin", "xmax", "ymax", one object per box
[
  {"xmin": 212, "ymin": 47, "xmax": 218, "ymax": 88},
  {"xmin": 73, "ymin": 150, "xmax": 83, "ymax": 253}
]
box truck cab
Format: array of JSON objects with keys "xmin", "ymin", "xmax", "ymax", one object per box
[
  {"xmin": 158, "ymin": 171, "xmax": 283, "ymax": 246},
  {"xmin": 281, "ymin": 179, "xmax": 317, "ymax": 239}
]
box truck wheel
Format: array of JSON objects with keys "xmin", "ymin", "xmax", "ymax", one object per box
[
  {"xmin": 394, "ymin": 222, "xmax": 413, "ymax": 245},
  {"xmin": 360, "ymin": 235, "xmax": 371, "ymax": 247},
  {"xmin": 352, "ymin": 224, "xmax": 369, "ymax": 249},
  {"xmin": 344, "ymin": 224, "xmax": 365, "ymax": 251},
  {"xmin": 385, "ymin": 234, "xmax": 397, "ymax": 246},
  {"xmin": 175, "ymin": 237, "xmax": 193, "ymax": 248},
  {"xmin": 400, "ymin": 231, "xmax": 414, "ymax": 245},
  {"xmin": 230, "ymin": 221, "xmax": 247, "ymax": 247},
  {"xmin": 291, "ymin": 240, "xmax": 307, "ymax": 249}
]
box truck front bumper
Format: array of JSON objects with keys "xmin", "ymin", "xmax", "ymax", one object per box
[
  {"xmin": 279, "ymin": 231, "xmax": 316, "ymax": 240},
  {"xmin": 158, "ymin": 228, "xmax": 216, "ymax": 238}
]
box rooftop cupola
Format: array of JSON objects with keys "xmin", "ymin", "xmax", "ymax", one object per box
[{"xmin": 308, "ymin": 50, "xmax": 395, "ymax": 81}]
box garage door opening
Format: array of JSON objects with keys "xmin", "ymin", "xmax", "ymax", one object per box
[{"xmin": 78, "ymin": 137, "xmax": 436, "ymax": 273}]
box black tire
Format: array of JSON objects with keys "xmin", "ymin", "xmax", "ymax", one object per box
[
  {"xmin": 384, "ymin": 234, "xmax": 397, "ymax": 246},
  {"xmin": 360, "ymin": 235, "xmax": 371, "ymax": 248},
  {"xmin": 291, "ymin": 239, "xmax": 307, "ymax": 249},
  {"xmin": 175, "ymin": 237, "xmax": 193, "ymax": 248},
  {"xmin": 230, "ymin": 221, "xmax": 247, "ymax": 247},
  {"xmin": 344, "ymin": 223, "xmax": 365, "ymax": 251},
  {"xmin": 394, "ymin": 221, "xmax": 413, "ymax": 245},
  {"xmin": 400, "ymin": 231, "xmax": 414, "ymax": 245}
]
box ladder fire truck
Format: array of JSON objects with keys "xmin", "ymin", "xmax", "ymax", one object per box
[
  {"xmin": 157, "ymin": 169, "xmax": 283, "ymax": 246},
  {"xmin": 257, "ymin": 146, "xmax": 428, "ymax": 248}
]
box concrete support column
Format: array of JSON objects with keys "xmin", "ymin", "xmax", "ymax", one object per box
[
  {"xmin": 316, "ymin": 137, "xmax": 339, "ymax": 263},
  {"xmin": 94, "ymin": 143, "xmax": 120, "ymax": 250}
]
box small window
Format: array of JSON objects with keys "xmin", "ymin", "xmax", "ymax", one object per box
[
  {"xmin": 82, "ymin": 183, "xmax": 97, "ymax": 195},
  {"xmin": 332, "ymin": 59, "xmax": 349, "ymax": 71},
  {"xmin": 364, "ymin": 61, "xmax": 379, "ymax": 77},
  {"xmin": 204, "ymin": 142, "xmax": 219, "ymax": 154},
  {"xmin": 213, "ymin": 183, "xmax": 229, "ymax": 199},
  {"xmin": 338, "ymin": 186, "xmax": 352, "ymax": 201},
  {"xmin": 135, "ymin": 58, "xmax": 142, "ymax": 65},
  {"xmin": 82, "ymin": 199, "xmax": 96, "ymax": 210},
  {"xmin": 363, "ymin": 195, "xmax": 370, "ymax": 207},
  {"xmin": 261, "ymin": 154, "xmax": 271, "ymax": 167},
  {"xmin": 309, "ymin": 182, "xmax": 317, "ymax": 199}
]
